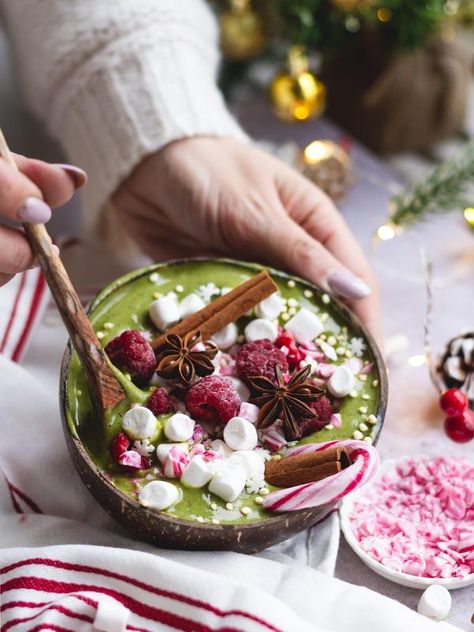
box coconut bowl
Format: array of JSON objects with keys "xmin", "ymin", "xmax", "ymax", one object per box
[{"xmin": 60, "ymin": 258, "xmax": 388, "ymax": 553}]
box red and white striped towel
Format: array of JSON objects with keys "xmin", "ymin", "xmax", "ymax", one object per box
[{"xmin": 0, "ymin": 269, "xmax": 50, "ymax": 363}]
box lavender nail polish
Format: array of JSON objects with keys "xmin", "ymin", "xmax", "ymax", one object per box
[
  {"xmin": 327, "ymin": 269, "xmax": 371, "ymax": 300},
  {"xmin": 53, "ymin": 163, "xmax": 87, "ymax": 189},
  {"xmin": 17, "ymin": 197, "xmax": 52, "ymax": 224}
]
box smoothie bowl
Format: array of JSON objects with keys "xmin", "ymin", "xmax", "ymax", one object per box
[{"xmin": 60, "ymin": 259, "xmax": 387, "ymax": 552}]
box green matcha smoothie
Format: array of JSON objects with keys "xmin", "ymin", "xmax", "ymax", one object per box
[{"xmin": 65, "ymin": 259, "xmax": 381, "ymax": 525}]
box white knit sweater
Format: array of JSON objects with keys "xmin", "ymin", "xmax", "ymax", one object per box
[{"xmin": 1, "ymin": 0, "xmax": 247, "ymax": 232}]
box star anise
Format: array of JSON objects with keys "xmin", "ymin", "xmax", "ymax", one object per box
[
  {"xmin": 155, "ymin": 330, "xmax": 217, "ymax": 384},
  {"xmin": 248, "ymin": 364, "xmax": 322, "ymax": 440}
]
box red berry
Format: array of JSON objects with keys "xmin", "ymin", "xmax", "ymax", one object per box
[
  {"xmin": 444, "ymin": 411, "xmax": 474, "ymax": 443},
  {"xmin": 286, "ymin": 343, "xmax": 306, "ymax": 370},
  {"xmin": 295, "ymin": 396, "xmax": 334, "ymax": 439},
  {"xmin": 275, "ymin": 333, "xmax": 294, "ymax": 348},
  {"xmin": 440, "ymin": 388, "xmax": 468, "ymax": 416},
  {"xmin": 310, "ymin": 395, "xmax": 334, "ymax": 422},
  {"xmin": 110, "ymin": 432, "xmax": 130, "ymax": 461},
  {"xmin": 185, "ymin": 375, "xmax": 241, "ymax": 425},
  {"xmin": 236, "ymin": 339, "xmax": 289, "ymax": 382},
  {"xmin": 146, "ymin": 387, "xmax": 172, "ymax": 415},
  {"xmin": 105, "ymin": 330, "xmax": 156, "ymax": 386}
]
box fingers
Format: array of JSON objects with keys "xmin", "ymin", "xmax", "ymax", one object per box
[{"xmin": 0, "ymin": 224, "xmax": 35, "ymax": 275}]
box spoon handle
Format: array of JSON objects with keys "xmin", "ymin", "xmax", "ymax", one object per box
[{"xmin": 0, "ymin": 129, "xmax": 124, "ymax": 410}]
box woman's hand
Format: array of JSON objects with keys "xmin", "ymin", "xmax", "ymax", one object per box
[
  {"xmin": 0, "ymin": 155, "xmax": 86, "ymax": 287},
  {"xmin": 112, "ymin": 137, "xmax": 380, "ymax": 338}
]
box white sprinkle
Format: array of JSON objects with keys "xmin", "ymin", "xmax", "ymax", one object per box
[
  {"xmin": 211, "ymin": 518, "xmax": 220, "ymax": 525},
  {"xmin": 96, "ymin": 331, "xmax": 105, "ymax": 339},
  {"xmin": 103, "ymin": 322, "xmax": 114, "ymax": 330},
  {"xmin": 259, "ymin": 487, "xmax": 270, "ymax": 496},
  {"xmin": 210, "ymin": 502, "xmax": 217, "ymax": 511},
  {"xmin": 359, "ymin": 406, "xmax": 368, "ymax": 414},
  {"xmin": 255, "ymin": 496, "xmax": 263, "ymax": 504},
  {"xmin": 225, "ymin": 502, "xmax": 234, "ymax": 511},
  {"xmin": 359, "ymin": 375, "xmax": 367, "ymax": 382},
  {"xmin": 303, "ymin": 289, "xmax": 313, "ymax": 298},
  {"xmin": 272, "ymin": 454, "xmax": 282, "ymax": 461},
  {"xmin": 336, "ymin": 347, "xmax": 346, "ymax": 356},
  {"xmin": 353, "ymin": 430, "xmax": 363, "ymax": 440},
  {"xmin": 364, "ymin": 436, "xmax": 373, "ymax": 444},
  {"xmin": 327, "ymin": 336, "xmax": 337, "ymax": 346},
  {"xmin": 322, "ymin": 293, "xmax": 330, "ymax": 304},
  {"xmin": 196, "ymin": 516, "xmax": 205, "ymax": 523},
  {"xmin": 240, "ymin": 506, "xmax": 251, "ymax": 515},
  {"xmin": 149, "ymin": 272, "xmax": 159, "ymax": 282},
  {"xmin": 153, "ymin": 292, "xmax": 162, "ymax": 299},
  {"xmin": 367, "ymin": 414, "xmax": 378, "ymax": 425},
  {"xmin": 321, "ymin": 313, "xmax": 329, "ymax": 322},
  {"xmin": 362, "ymin": 394, "xmax": 370, "ymax": 400},
  {"xmin": 345, "ymin": 350, "xmax": 353, "ymax": 358},
  {"xmin": 373, "ymin": 379, "xmax": 379, "ymax": 387},
  {"xmin": 76, "ymin": 389, "xmax": 82, "ymax": 396},
  {"xmin": 349, "ymin": 390, "xmax": 358, "ymax": 398},
  {"xmin": 281, "ymin": 312, "xmax": 290, "ymax": 322},
  {"xmin": 359, "ymin": 422, "xmax": 369, "ymax": 432},
  {"xmin": 325, "ymin": 424, "xmax": 334, "ymax": 430},
  {"xmin": 175, "ymin": 284, "xmax": 184, "ymax": 293},
  {"xmin": 287, "ymin": 298, "xmax": 298, "ymax": 307},
  {"xmin": 287, "ymin": 280, "xmax": 296, "ymax": 288},
  {"xmin": 288, "ymin": 307, "xmax": 297, "ymax": 316}
]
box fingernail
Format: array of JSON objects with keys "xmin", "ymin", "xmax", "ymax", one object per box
[
  {"xmin": 17, "ymin": 197, "xmax": 52, "ymax": 223},
  {"xmin": 53, "ymin": 163, "xmax": 88, "ymax": 189},
  {"xmin": 327, "ymin": 269, "xmax": 371, "ymax": 300}
]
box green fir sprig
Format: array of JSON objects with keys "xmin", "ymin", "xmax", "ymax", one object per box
[{"xmin": 388, "ymin": 141, "xmax": 474, "ymax": 227}]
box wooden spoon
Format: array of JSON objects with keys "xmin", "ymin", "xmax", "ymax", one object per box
[{"xmin": 0, "ymin": 129, "xmax": 125, "ymax": 415}]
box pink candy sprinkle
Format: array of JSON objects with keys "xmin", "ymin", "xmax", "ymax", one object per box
[{"xmin": 348, "ymin": 456, "xmax": 474, "ymax": 579}]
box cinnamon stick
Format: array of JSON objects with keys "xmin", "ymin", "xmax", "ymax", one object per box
[
  {"xmin": 152, "ymin": 271, "xmax": 277, "ymax": 349},
  {"xmin": 264, "ymin": 447, "xmax": 352, "ymax": 488}
]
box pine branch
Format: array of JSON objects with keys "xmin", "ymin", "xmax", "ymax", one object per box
[{"xmin": 389, "ymin": 141, "xmax": 474, "ymax": 227}]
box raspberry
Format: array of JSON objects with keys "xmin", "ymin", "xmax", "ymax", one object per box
[
  {"xmin": 105, "ymin": 330, "xmax": 156, "ymax": 385},
  {"xmin": 235, "ymin": 339, "xmax": 288, "ymax": 382},
  {"xmin": 310, "ymin": 395, "xmax": 334, "ymax": 423},
  {"xmin": 185, "ymin": 376, "xmax": 241, "ymax": 425},
  {"xmin": 146, "ymin": 387, "xmax": 172, "ymax": 415},
  {"xmin": 295, "ymin": 396, "xmax": 334, "ymax": 439},
  {"xmin": 110, "ymin": 432, "xmax": 130, "ymax": 462}
]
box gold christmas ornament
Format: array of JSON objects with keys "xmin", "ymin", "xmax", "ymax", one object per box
[
  {"xmin": 299, "ymin": 140, "xmax": 353, "ymax": 200},
  {"xmin": 269, "ymin": 46, "xmax": 326, "ymax": 123},
  {"xmin": 220, "ymin": 0, "xmax": 266, "ymax": 61}
]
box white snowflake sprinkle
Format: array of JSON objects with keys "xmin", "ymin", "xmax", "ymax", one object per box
[
  {"xmin": 196, "ymin": 282, "xmax": 220, "ymax": 302},
  {"xmin": 133, "ymin": 440, "xmax": 155, "ymax": 456},
  {"xmin": 348, "ymin": 337, "xmax": 366, "ymax": 357}
]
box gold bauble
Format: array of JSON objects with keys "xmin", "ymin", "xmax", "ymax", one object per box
[
  {"xmin": 220, "ymin": 0, "xmax": 266, "ymax": 61},
  {"xmin": 269, "ymin": 47, "xmax": 326, "ymax": 123},
  {"xmin": 299, "ymin": 140, "xmax": 353, "ymax": 200}
]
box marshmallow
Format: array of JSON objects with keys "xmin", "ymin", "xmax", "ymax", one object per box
[
  {"xmin": 211, "ymin": 323, "xmax": 238, "ymax": 349},
  {"xmin": 163, "ymin": 446, "xmax": 189, "ymax": 478},
  {"xmin": 210, "ymin": 439, "xmax": 234, "ymax": 458},
  {"xmin": 180, "ymin": 293, "xmax": 206, "ymax": 319},
  {"xmin": 122, "ymin": 406, "xmax": 159, "ymax": 441},
  {"xmin": 181, "ymin": 455, "xmax": 215, "ymax": 488},
  {"xmin": 238, "ymin": 401, "xmax": 260, "ymax": 423},
  {"xmin": 148, "ymin": 294, "xmax": 181, "ymax": 331},
  {"xmin": 327, "ymin": 365, "xmax": 355, "ymax": 398},
  {"xmin": 256, "ymin": 294, "xmax": 284, "ymax": 320},
  {"xmin": 229, "ymin": 450, "xmax": 265, "ymax": 481},
  {"xmin": 285, "ymin": 308, "xmax": 323, "ymax": 344},
  {"xmin": 156, "ymin": 442, "xmax": 189, "ymax": 464},
  {"xmin": 417, "ymin": 585, "xmax": 452, "ymax": 621},
  {"xmin": 209, "ymin": 462, "xmax": 247, "ymax": 502},
  {"xmin": 223, "ymin": 417, "xmax": 258, "ymax": 451},
  {"xmin": 244, "ymin": 318, "xmax": 278, "ymax": 343},
  {"xmin": 228, "ymin": 377, "xmax": 250, "ymax": 402},
  {"xmin": 164, "ymin": 413, "xmax": 195, "ymax": 442},
  {"xmin": 139, "ymin": 480, "xmax": 179, "ymax": 510}
]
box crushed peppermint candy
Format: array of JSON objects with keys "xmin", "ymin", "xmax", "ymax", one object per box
[{"xmin": 348, "ymin": 456, "xmax": 474, "ymax": 579}]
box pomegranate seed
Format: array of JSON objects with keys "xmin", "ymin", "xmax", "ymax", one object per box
[
  {"xmin": 439, "ymin": 389, "xmax": 468, "ymax": 416},
  {"xmin": 275, "ymin": 333, "xmax": 294, "ymax": 348},
  {"xmin": 444, "ymin": 411, "xmax": 474, "ymax": 443}
]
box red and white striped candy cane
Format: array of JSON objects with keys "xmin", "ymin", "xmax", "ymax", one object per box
[{"xmin": 263, "ymin": 439, "xmax": 379, "ymax": 512}]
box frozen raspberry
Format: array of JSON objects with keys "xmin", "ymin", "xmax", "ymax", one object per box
[
  {"xmin": 105, "ymin": 330, "xmax": 156, "ymax": 385},
  {"xmin": 110, "ymin": 432, "xmax": 130, "ymax": 462},
  {"xmin": 146, "ymin": 387, "xmax": 172, "ymax": 416},
  {"xmin": 295, "ymin": 396, "xmax": 334, "ymax": 439},
  {"xmin": 185, "ymin": 376, "xmax": 241, "ymax": 425},
  {"xmin": 235, "ymin": 339, "xmax": 288, "ymax": 382}
]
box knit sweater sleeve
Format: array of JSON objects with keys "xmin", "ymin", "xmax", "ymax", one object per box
[{"xmin": 1, "ymin": 0, "xmax": 247, "ymax": 229}]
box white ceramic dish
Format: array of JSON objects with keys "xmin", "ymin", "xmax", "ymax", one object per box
[{"xmin": 340, "ymin": 458, "xmax": 474, "ymax": 590}]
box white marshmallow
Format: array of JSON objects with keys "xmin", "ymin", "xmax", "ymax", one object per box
[
  {"xmin": 327, "ymin": 365, "xmax": 355, "ymax": 398},
  {"xmin": 180, "ymin": 293, "xmax": 206, "ymax": 319},
  {"xmin": 122, "ymin": 406, "xmax": 158, "ymax": 441},
  {"xmin": 223, "ymin": 417, "xmax": 258, "ymax": 451},
  {"xmin": 256, "ymin": 294, "xmax": 284, "ymax": 320},
  {"xmin": 417, "ymin": 585, "xmax": 452, "ymax": 621},
  {"xmin": 210, "ymin": 439, "xmax": 234, "ymax": 457},
  {"xmin": 244, "ymin": 318, "xmax": 278, "ymax": 343},
  {"xmin": 164, "ymin": 413, "xmax": 195, "ymax": 442},
  {"xmin": 229, "ymin": 450, "xmax": 265, "ymax": 480},
  {"xmin": 148, "ymin": 294, "xmax": 181, "ymax": 331},
  {"xmin": 156, "ymin": 442, "xmax": 189, "ymax": 464},
  {"xmin": 209, "ymin": 462, "xmax": 247, "ymax": 502},
  {"xmin": 138, "ymin": 480, "xmax": 179, "ymax": 510},
  {"xmin": 285, "ymin": 308, "xmax": 323, "ymax": 344},
  {"xmin": 228, "ymin": 377, "xmax": 250, "ymax": 402},
  {"xmin": 181, "ymin": 455, "xmax": 215, "ymax": 488},
  {"xmin": 211, "ymin": 322, "xmax": 239, "ymax": 349},
  {"xmin": 238, "ymin": 401, "xmax": 260, "ymax": 423}
]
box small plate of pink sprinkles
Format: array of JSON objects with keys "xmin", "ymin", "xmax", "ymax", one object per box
[{"xmin": 340, "ymin": 455, "xmax": 474, "ymax": 589}]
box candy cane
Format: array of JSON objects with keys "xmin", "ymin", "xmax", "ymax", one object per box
[{"xmin": 263, "ymin": 439, "xmax": 379, "ymax": 512}]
